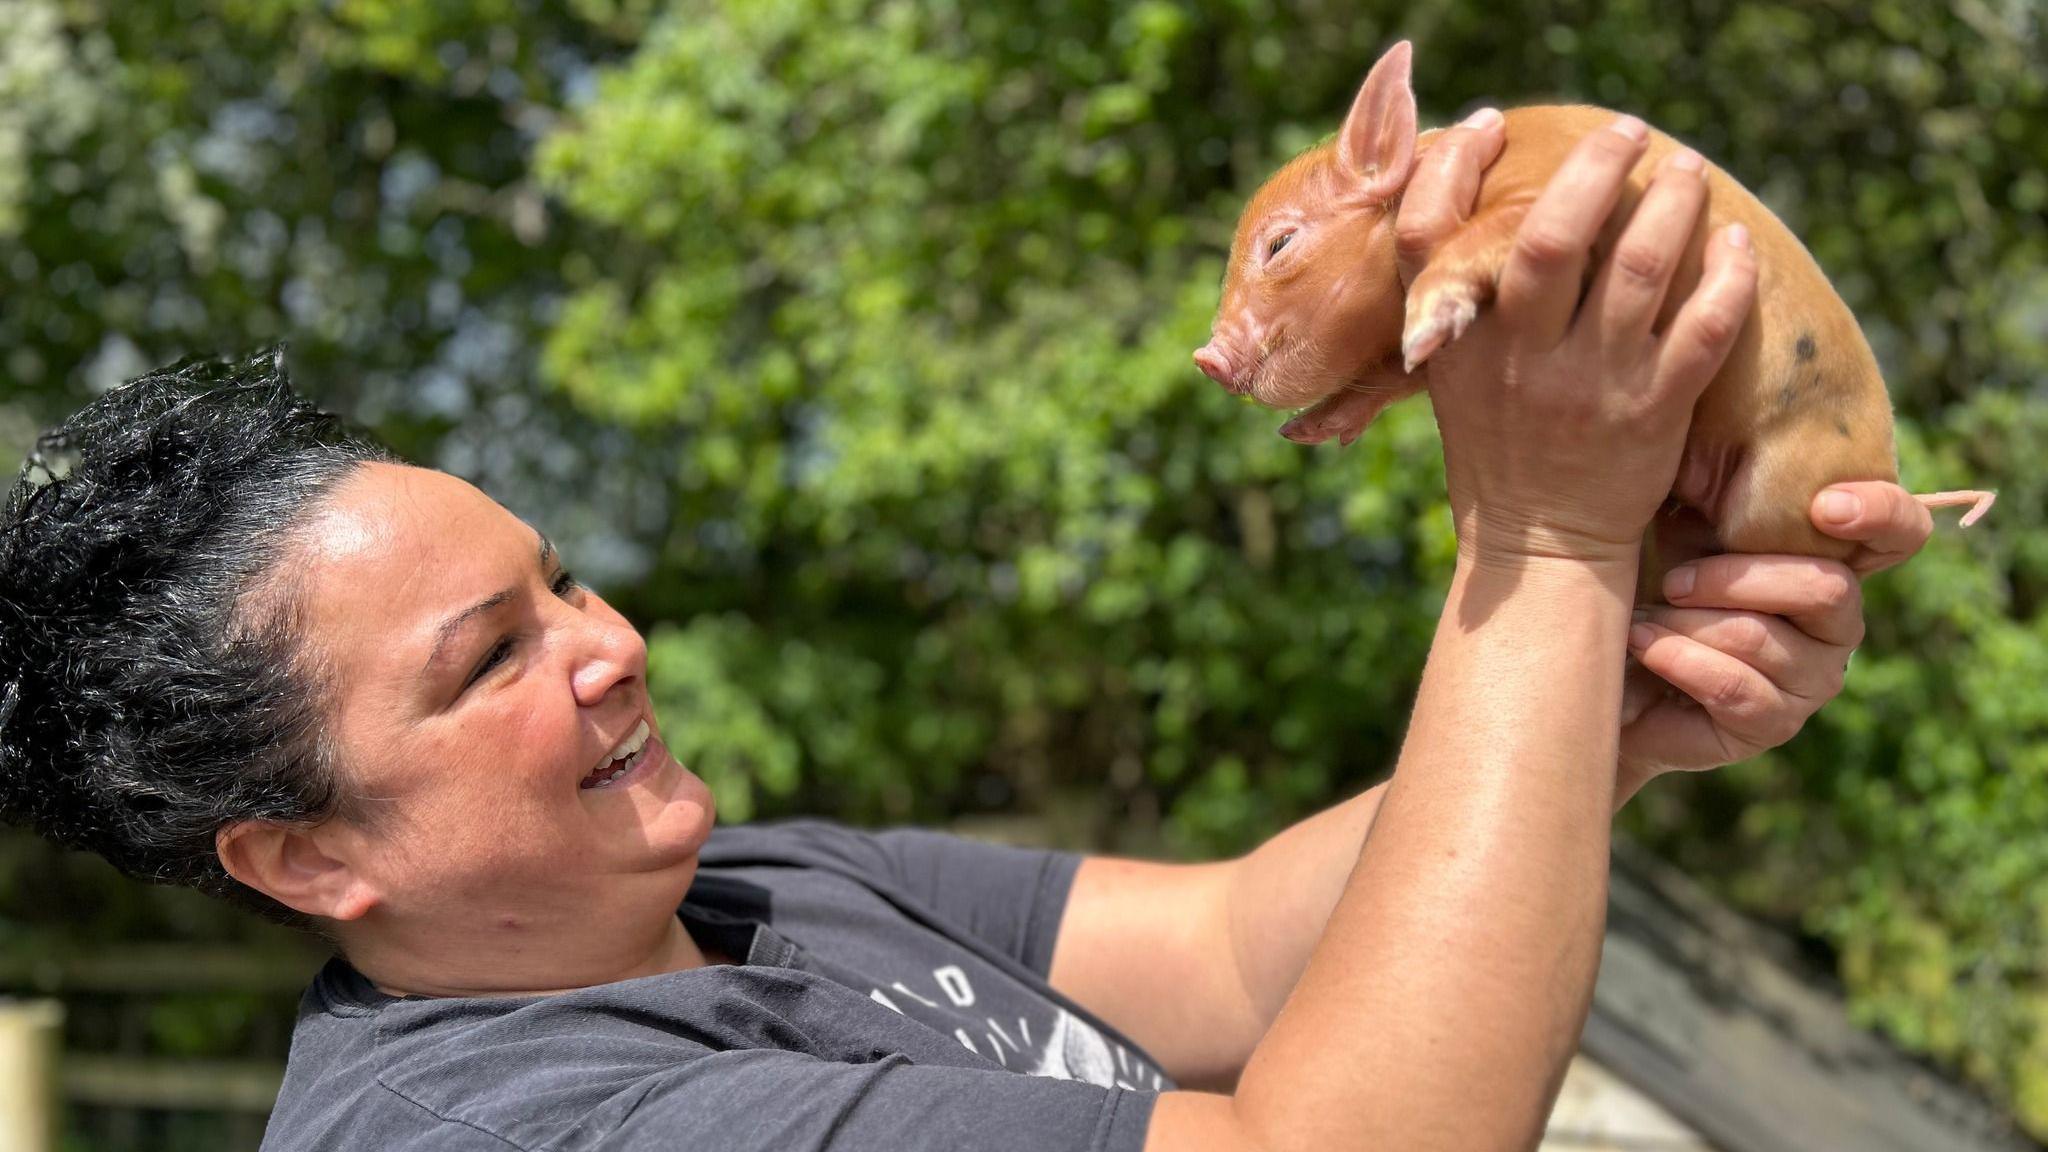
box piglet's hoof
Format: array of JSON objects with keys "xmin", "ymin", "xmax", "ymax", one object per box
[
  {"xmin": 1401, "ymin": 284, "xmax": 1480, "ymax": 373},
  {"xmin": 1278, "ymin": 388, "xmax": 1391, "ymax": 446}
]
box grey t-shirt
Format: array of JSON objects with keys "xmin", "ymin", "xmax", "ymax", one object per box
[{"xmin": 261, "ymin": 819, "xmax": 1172, "ymax": 1151}]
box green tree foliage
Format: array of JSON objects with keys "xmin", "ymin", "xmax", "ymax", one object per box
[{"xmin": 1, "ymin": 0, "xmax": 2044, "ymax": 1138}]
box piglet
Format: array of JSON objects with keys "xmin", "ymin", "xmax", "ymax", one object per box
[{"xmin": 1195, "ymin": 41, "xmax": 1992, "ymax": 562}]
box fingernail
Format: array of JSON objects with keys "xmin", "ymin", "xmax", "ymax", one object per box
[
  {"xmin": 1609, "ymin": 114, "xmax": 1648, "ymax": 142},
  {"xmin": 1631, "ymin": 608, "xmax": 1652, "ymax": 623},
  {"xmin": 1668, "ymin": 148, "xmax": 1704, "ymax": 173},
  {"xmin": 1818, "ymin": 490, "xmax": 1862, "ymax": 525},
  {"xmin": 1663, "ymin": 566, "xmax": 1696, "ymax": 600},
  {"xmin": 1629, "ymin": 624, "xmax": 1656, "ymax": 650},
  {"xmin": 1724, "ymin": 222, "xmax": 1751, "ymax": 250},
  {"xmin": 1461, "ymin": 107, "xmax": 1503, "ymax": 130}
]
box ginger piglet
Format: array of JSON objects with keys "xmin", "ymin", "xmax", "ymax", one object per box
[{"xmin": 1193, "ymin": 40, "xmax": 1994, "ymax": 569}]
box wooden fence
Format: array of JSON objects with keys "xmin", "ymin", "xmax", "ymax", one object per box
[
  {"xmin": 0, "ymin": 1000, "xmax": 61, "ymax": 1152},
  {"xmin": 0, "ymin": 944, "xmax": 320, "ymax": 1152}
]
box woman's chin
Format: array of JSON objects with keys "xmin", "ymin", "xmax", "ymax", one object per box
[{"xmin": 639, "ymin": 752, "xmax": 718, "ymax": 857}]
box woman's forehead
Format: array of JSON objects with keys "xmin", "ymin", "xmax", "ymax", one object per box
[
  {"xmin": 302, "ymin": 463, "xmax": 510, "ymax": 562},
  {"xmin": 291, "ymin": 463, "xmax": 532, "ymax": 653}
]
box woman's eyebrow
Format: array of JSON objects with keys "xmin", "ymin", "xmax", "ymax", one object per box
[{"xmin": 420, "ymin": 533, "xmax": 557, "ymax": 672}]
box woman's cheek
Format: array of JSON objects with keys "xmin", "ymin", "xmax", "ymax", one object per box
[{"xmin": 476, "ymin": 689, "xmax": 570, "ymax": 779}]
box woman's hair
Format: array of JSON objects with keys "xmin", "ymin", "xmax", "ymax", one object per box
[{"xmin": 0, "ymin": 347, "xmax": 396, "ymax": 921}]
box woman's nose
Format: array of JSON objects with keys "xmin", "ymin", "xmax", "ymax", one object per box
[{"xmin": 570, "ymin": 614, "xmax": 647, "ymax": 708}]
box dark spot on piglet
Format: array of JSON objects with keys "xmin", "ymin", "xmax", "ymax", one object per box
[
  {"xmin": 1779, "ymin": 383, "xmax": 1798, "ymax": 410},
  {"xmin": 1795, "ymin": 333, "xmax": 1818, "ymax": 362},
  {"xmin": 1835, "ymin": 418, "xmax": 1851, "ymax": 438}
]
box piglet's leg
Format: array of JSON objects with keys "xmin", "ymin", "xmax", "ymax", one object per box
[
  {"xmin": 1401, "ymin": 200, "xmax": 1532, "ymax": 372},
  {"xmin": 1278, "ymin": 371, "xmax": 1425, "ymax": 446}
]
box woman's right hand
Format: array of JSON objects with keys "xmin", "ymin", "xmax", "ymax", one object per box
[{"xmin": 1423, "ymin": 115, "xmax": 1760, "ymax": 571}]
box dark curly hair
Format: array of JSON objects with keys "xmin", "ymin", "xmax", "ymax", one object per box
[{"xmin": 0, "ymin": 347, "xmax": 397, "ymax": 921}]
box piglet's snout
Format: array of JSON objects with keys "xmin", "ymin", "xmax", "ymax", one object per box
[{"xmin": 1193, "ymin": 341, "xmax": 1246, "ymax": 392}]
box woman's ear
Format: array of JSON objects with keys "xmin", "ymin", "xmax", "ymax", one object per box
[
  {"xmin": 1338, "ymin": 40, "xmax": 1420, "ymax": 202},
  {"xmin": 215, "ymin": 820, "xmax": 380, "ymax": 921}
]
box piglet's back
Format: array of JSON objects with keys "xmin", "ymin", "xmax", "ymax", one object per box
[{"xmin": 1459, "ymin": 105, "xmax": 1898, "ymax": 557}]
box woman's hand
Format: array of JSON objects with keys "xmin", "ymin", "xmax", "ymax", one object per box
[
  {"xmin": 1615, "ymin": 481, "xmax": 1936, "ymax": 797},
  {"xmin": 1421, "ymin": 116, "xmax": 1760, "ymax": 570}
]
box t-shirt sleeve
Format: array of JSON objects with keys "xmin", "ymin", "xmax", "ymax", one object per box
[
  {"xmin": 600, "ymin": 1049, "xmax": 1156, "ymax": 1152},
  {"xmin": 736, "ymin": 820, "xmax": 1081, "ymax": 976}
]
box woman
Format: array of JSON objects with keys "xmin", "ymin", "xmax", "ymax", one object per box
[{"xmin": 0, "ymin": 114, "xmax": 1931, "ymax": 1152}]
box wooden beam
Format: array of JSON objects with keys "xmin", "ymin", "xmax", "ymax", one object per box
[
  {"xmin": 0, "ymin": 945, "xmax": 323, "ymax": 995},
  {"xmin": 1585, "ymin": 842, "xmax": 2042, "ymax": 1152},
  {"xmin": 60, "ymin": 1055, "xmax": 285, "ymax": 1114},
  {"xmin": 0, "ymin": 1000, "xmax": 63, "ymax": 1152}
]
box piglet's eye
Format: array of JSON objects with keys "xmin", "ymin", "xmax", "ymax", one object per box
[{"xmin": 1267, "ymin": 231, "xmax": 1295, "ymax": 258}]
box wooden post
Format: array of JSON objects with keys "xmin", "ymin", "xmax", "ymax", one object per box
[{"xmin": 0, "ymin": 999, "xmax": 62, "ymax": 1152}]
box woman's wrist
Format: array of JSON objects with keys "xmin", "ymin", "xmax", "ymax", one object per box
[
  {"xmin": 1425, "ymin": 548, "xmax": 1636, "ymax": 796},
  {"xmin": 1453, "ymin": 509, "xmax": 1646, "ymax": 573},
  {"xmin": 1449, "ymin": 547, "xmax": 1640, "ymax": 616}
]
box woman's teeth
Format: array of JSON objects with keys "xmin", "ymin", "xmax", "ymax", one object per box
[{"xmin": 582, "ymin": 720, "xmax": 653, "ymax": 790}]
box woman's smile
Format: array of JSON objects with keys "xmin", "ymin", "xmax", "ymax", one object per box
[
  {"xmin": 580, "ymin": 718, "xmax": 654, "ymax": 790},
  {"xmin": 580, "ymin": 730, "xmax": 674, "ymax": 794}
]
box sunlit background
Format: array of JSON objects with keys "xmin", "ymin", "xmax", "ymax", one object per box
[{"xmin": 0, "ymin": 1, "xmax": 2042, "ymax": 1148}]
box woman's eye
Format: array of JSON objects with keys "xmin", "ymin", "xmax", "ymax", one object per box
[
  {"xmin": 467, "ymin": 640, "xmax": 513, "ymax": 687},
  {"xmin": 1267, "ymin": 231, "xmax": 1294, "ymax": 258},
  {"xmin": 462, "ymin": 570, "xmax": 580, "ymax": 692}
]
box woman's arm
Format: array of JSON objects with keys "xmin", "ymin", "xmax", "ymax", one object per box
[
  {"xmin": 1202, "ymin": 553, "xmax": 1635, "ymax": 1150},
  {"xmin": 1050, "ymin": 481, "xmax": 1933, "ymax": 1092}
]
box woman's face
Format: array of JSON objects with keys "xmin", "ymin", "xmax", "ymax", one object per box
[{"xmin": 288, "ymin": 462, "xmax": 715, "ymax": 947}]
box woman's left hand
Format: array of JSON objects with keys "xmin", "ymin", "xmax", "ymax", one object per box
[{"xmin": 1616, "ymin": 480, "xmax": 1936, "ymax": 797}]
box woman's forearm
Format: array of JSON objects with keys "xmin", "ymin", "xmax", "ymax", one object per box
[
  {"xmin": 1219, "ymin": 779, "xmax": 1388, "ymax": 1048},
  {"xmin": 1219, "ymin": 695, "xmax": 1654, "ymax": 1067},
  {"xmin": 1158, "ymin": 556, "xmax": 1633, "ymax": 1152}
]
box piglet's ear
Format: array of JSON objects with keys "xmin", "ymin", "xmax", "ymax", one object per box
[{"xmin": 1338, "ymin": 40, "xmax": 1418, "ymax": 202}]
